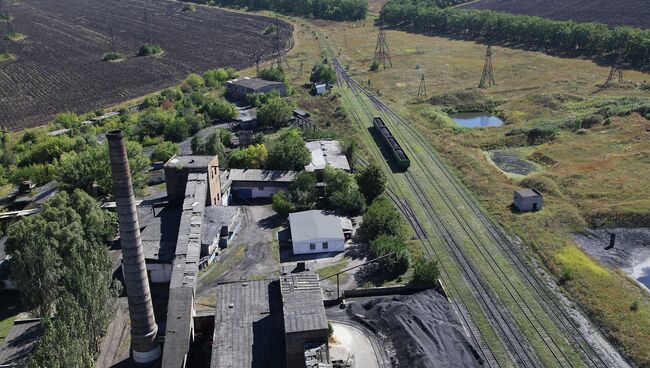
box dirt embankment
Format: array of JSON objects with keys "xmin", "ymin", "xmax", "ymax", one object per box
[{"xmin": 346, "ymin": 290, "xmax": 483, "ymax": 367}]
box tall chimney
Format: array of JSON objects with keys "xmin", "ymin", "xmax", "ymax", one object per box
[{"xmin": 107, "ymin": 131, "xmax": 161, "ymax": 363}]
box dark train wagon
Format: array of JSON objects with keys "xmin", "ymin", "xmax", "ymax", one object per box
[{"xmin": 372, "ymin": 117, "xmax": 411, "ymax": 170}]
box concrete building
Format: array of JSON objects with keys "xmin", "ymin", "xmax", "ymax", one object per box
[
  {"xmin": 513, "ymin": 189, "xmax": 544, "ymax": 212},
  {"xmin": 221, "ymin": 169, "xmax": 297, "ymax": 203},
  {"xmin": 164, "ymin": 155, "xmax": 221, "ymax": 206},
  {"xmin": 201, "ymin": 206, "xmax": 241, "ymax": 260},
  {"xmin": 162, "ymin": 173, "xmax": 207, "ymax": 368},
  {"xmin": 289, "ymin": 210, "xmax": 346, "ymax": 255},
  {"xmin": 140, "ymin": 205, "xmax": 182, "ymax": 284},
  {"xmin": 226, "ymin": 77, "xmax": 286, "ymax": 99},
  {"xmin": 210, "ymin": 280, "xmax": 284, "ymax": 368},
  {"xmin": 280, "ymin": 272, "xmax": 329, "ymax": 368},
  {"xmin": 0, "ymin": 319, "xmax": 42, "ymax": 367},
  {"xmin": 305, "ymin": 140, "xmax": 350, "ymax": 179}
]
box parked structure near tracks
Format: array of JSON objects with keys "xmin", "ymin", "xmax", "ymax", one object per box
[
  {"xmin": 226, "ymin": 77, "xmax": 286, "ymax": 99},
  {"xmin": 513, "ymin": 189, "xmax": 544, "ymax": 212},
  {"xmin": 372, "ymin": 117, "xmax": 410, "ymax": 170}
]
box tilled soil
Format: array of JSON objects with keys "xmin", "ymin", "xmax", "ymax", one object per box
[{"xmin": 0, "ymin": 0, "xmax": 292, "ymax": 129}]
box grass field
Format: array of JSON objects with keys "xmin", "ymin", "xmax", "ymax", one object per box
[{"xmin": 307, "ymin": 14, "xmax": 650, "ymax": 367}]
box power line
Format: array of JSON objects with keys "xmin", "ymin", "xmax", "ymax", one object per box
[
  {"xmin": 417, "ymin": 74, "xmax": 427, "ymax": 100},
  {"xmin": 478, "ymin": 45, "xmax": 495, "ymax": 89},
  {"xmin": 373, "ymin": 23, "xmax": 392, "ymax": 69}
]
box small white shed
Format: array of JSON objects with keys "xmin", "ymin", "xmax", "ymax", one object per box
[
  {"xmin": 314, "ymin": 83, "xmax": 327, "ymax": 95},
  {"xmin": 289, "ymin": 210, "xmax": 345, "ymax": 255}
]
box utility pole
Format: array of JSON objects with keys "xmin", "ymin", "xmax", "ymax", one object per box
[
  {"xmin": 373, "ymin": 23, "xmax": 392, "ymax": 69},
  {"xmin": 344, "ymin": 33, "xmax": 348, "ymax": 48},
  {"xmin": 108, "ymin": 19, "xmax": 116, "ymax": 51},
  {"xmin": 478, "ymin": 45, "xmax": 495, "ymax": 89},
  {"xmin": 274, "ymin": 16, "xmax": 290, "ymax": 70},
  {"xmin": 604, "ymin": 50, "xmax": 625, "ymax": 86},
  {"xmin": 417, "ymin": 74, "xmax": 427, "ymax": 100},
  {"xmin": 143, "ymin": 9, "xmax": 151, "ymax": 44},
  {"xmin": 297, "ymin": 60, "xmax": 304, "ymax": 79}
]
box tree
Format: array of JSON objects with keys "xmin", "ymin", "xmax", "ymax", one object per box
[
  {"xmin": 272, "ymin": 191, "xmax": 295, "ymax": 218},
  {"xmin": 151, "ymin": 141, "xmax": 179, "ymax": 162},
  {"xmin": 356, "ymin": 163, "xmax": 386, "ymax": 203},
  {"xmin": 412, "ymin": 258, "xmax": 440, "ymax": 286},
  {"xmin": 369, "ymin": 234, "xmax": 410, "ymax": 273},
  {"xmin": 361, "ymin": 197, "xmax": 408, "ymax": 241},
  {"xmin": 51, "ymin": 112, "xmax": 81, "ymax": 129},
  {"xmin": 290, "ymin": 171, "xmax": 318, "ymax": 210},
  {"xmin": 228, "ymin": 144, "xmax": 268, "ymax": 169},
  {"xmin": 202, "ymin": 97, "xmax": 237, "ymax": 122},
  {"xmin": 310, "ymin": 61, "xmax": 337, "ymax": 85},
  {"xmin": 257, "ymin": 96, "xmax": 293, "ymax": 128},
  {"xmin": 203, "ymin": 68, "xmax": 235, "ymax": 87},
  {"xmin": 258, "ymin": 67, "xmax": 286, "ymax": 83},
  {"xmin": 137, "ymin": 43, "xmax": 163, "ymax": 57},
  {"xmin": 266, "ymin": 130, "xmax": 311, "ymax": 171},
  {"xmin": 192, "ymin": 130, "xmax": 226, "ymax": 163},
  {"xmin": 324, "ymin": 165, "xmax": 366, "ymax": 215},
  {"xmin": 182, "ymin": 73, "xmax": 205, "ymax": 91}
]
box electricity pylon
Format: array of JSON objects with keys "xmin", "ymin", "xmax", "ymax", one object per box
[
  {"xmin": 417, "ymin": 75, "xmax": 427, "ymax": 100},
  {"xmin": 373, "ymin": 26, "xmax": 392, "ymax": 69},
  {"xmin": 478, "ymin": 45, "xmax": 495, "ymax": 89}
]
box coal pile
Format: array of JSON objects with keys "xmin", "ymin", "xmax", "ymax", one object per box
[{"xmin": 347, "ymin": 290, "xmax": 482, "ymax": 367}]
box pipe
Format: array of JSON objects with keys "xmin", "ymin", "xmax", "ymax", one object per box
[{"xmin": 106, "ymin": 130, "xmax": 161, "ymax": 363}]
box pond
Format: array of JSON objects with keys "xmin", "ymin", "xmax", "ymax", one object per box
[{"xmin": 451, "ymin": 112, "xmax": 504, "ymax": 128}]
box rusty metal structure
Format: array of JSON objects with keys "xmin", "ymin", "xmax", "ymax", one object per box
[
  {"xmin": 479, "ymin": 45, "xmax": 495, "ymax": 89},
  {"xmin": 107, "ymin": 130, "xmax": 161, "ymax": 363}
]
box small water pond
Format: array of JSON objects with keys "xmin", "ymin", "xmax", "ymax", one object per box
[{"xmin": 451, "ymin": 112, "xmax": 504, "ymax": 128}]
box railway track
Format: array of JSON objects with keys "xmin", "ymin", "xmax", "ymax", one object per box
[{"xmin": 333, "ymin": 56, "xmax": 617, "ymax": 367}]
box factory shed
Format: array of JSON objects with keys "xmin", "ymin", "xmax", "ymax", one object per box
[
  {"xmin": 226, "ymin": 77, "xmax": 286, "ymax": 99},
  {"xmin": 223, "ymin": 169, "xmax": 297, "ymax": 203},
  {"xmin": 280, "ymin": 272, "xmax": 329, "ymax": 368},
  {"xmin": 513, "ymin": 189, "xmax": 544, "ymax": 212},
  {"xmin": 289, "ymin": 210, "xmax": 345, "ymax": 255},
  {"xmin": 0, "ymin": 319, "xmax": 42, "ymax": 367},
  {"xmin": 210, "ymin": 280, "xmax": 284, "ymax": 368},
  {"xmin": 305, "ymin": 140, "xmax": 350, "ymax": 178}
]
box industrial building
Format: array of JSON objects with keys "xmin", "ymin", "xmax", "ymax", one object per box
[
  {"xmin": 201, "ymin": 206, "xmax": 241, "ymax": 259},
  {"xmin": 0, "ymin": 319, "xmax": 42, "ymax": 367},
  {"xmin": 164, "ymin": 155, "xmax": 221, "ymax": 206},
  {"xmin": 289, "ymin": 210, "xmax": 346, "ymax": 255},
  {"xmin": 513, "ymin": 189, "xmax": 544, "ymax": 212},
  {"xmin": 280, "ymin": 271, "xmax": 330, "ymax": 368},
  {"xmin": 226, "ymin": 77, "xmax": 287, "ymax": 99},
  {"xmin": 140, "ymin": 204, "xmax": 183, "ymax": 283},
  {"xmin": 305, "ymin": 140, "xmax": 350, "ymax": 178},
  {"xmin": 221, "ymin": 169, "xmax": 297, "ymax": 203}
]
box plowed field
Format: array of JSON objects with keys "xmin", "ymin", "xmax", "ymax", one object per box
[
  {"xmin": 0, "ymin": 0, "xmax": 292, "ymax": 129},
  {"xmin": 459, "ymin": 0, "xmax": 650, "ymax": 29}
]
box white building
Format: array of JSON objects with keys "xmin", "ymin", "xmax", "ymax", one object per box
[{"xmin": 289, "ymin": 210, "xmax": 345, "ymax": 255}]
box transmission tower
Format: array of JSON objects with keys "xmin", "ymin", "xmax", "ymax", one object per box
[
  {"xmin": 417, "ymin": 75, "xmax": 427, "ymax": 100},
  {"xmin": 107, "ymin": 19, "xmax": 116, "ymax": 51},
  {"xmin": 143, "ymin": 9, "xmax": 152, "ymax": 43},
  {"xmin": 604, "ymin": 50, "xmax": 625, "ymax": 86},
  {"xmin": 373, "ymin": 25, "xmax": 392, "ymax": 69},
  {"xmin": 297, "ymin": 60, "xmax": 304, "ymax": 79},
  {"xmin": 478, "ymin": 45, "xmax": 495, "ymax": 89},
  {"xmin": 274, "ymin": 17, "xmax": 290, "ymax": 70}
]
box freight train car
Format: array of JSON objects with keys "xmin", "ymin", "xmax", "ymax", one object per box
[{"xmin": 373, "ymin": 117, "xmax": 410, "ymax": 170}]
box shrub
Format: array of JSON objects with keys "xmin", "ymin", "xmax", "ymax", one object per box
[
  {"xmin": 559, "ymin": 266, "xmax": 574, "ymax": 285},
  {"xmin": 370, "ymin": 59, "xmax": 381, "ymax": 72},
  {"xmin": 272, "ymin": 191, "xmax": 295, "ymax": 218},
  {"xmin": 203, "ymin": 68, "xmax": 232, "ymax": 87},
  {"xmin": 361, "ymin": 197, "xmax": 408, "ymax": 241},
  {"xmin": 52, "ymin": 112, "xmax": 81, "ymax": 129},
  {"xmin": 356, "ymin": 163, "xmax": 386, "ymax": 203},
  {"xmin": 412, "ymin": 258, "xmax": 440, "ymax": 286},
  {"xmin": 137, "ymin": 43, "xmax": 163, "ymax": 57},
  {"xmin": 310, "ymin": 61, "xmax": 336, "ymax": 85},
  {"xmin": 181, "ymin": 3, "xmax": 196, "ymax": 12},
  {"xmin": 328, "ymin": 188, "xmax": 366, "ymax": 215},
  {"xmin": 228, "ymin": 144, "xmax": 268, "ymax": 169},
  {"xmin": 102, "ymin": 51, "xmax": 124, "ymax": 62},
  {"xmin": 258, "ymin": 67, "xmax": 286, "ymax": 83},
  {"xmin": 183, "ymin": 73, "xmax": 205, "ymax": 92},
  {"xmin": 369, "ymin": 234, "xmax": 410, "ymax": 273},
  {"xmin": 161, "ymin": 87, "xmax": 183, "ymax": 101},
  {"xmin": 203, "ymin": 98, "xmax": 237, "ymax": 122},
  {"xmin": 257, "ymin": 96, "xmax": 293, "ymax": 128},
  {"xmin": 631, "ymin": 300, "xmax": 640, "ymax": 312},
  {"xmin": 151, "ymin": 141, "xmax": 179, "ymax": 162}
]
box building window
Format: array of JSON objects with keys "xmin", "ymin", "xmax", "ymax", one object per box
[
  {"xmin": 309, "ymin": 243, "xmax": 316, "ymax": 250},
  {"xmin": 322, "ymin": 242, "xmax": 328, "ymax": 250}
]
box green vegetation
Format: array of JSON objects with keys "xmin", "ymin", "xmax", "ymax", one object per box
[
  {"xmin": 361, "ymin": 197, "xmax": 408, "ymax": 241},
  {"xmin": 257, "ymin": 95, "xmax": 293, "ymax": 128},
  {"xmin": 6, "ymin": 191, "xmax": 119, "ymax": 367},
  {"xmin": 182, "ymin": 73, "xmax": 205, "ymax": 92},
  {"xmin": 4, "ymin": 32, "xmax": 26, "ymax": 41},
  {"xmin": 369, "ymin": 59, "xmax": 380, "ymax": 72},
  {"xmin": 310, "ymin": 59, "xmax": 337, "ymax": 85},
  {"xmin": 323, "ymin": 165, "xmax": 366, "ymax": 215},
  {"xmin": 203, "ymin": 67, "xmax": 238, "ymax": 87},
  {"xmin": 137, "ymin": 43, "xmax": 163, "ymax": 57},
  {"xmin": 272, "ymin": 191, "xmax": 295, "ymax": 217},
  {"xmin": 184, "ymin": 0, "xmax": 368, "ymax": 21},
  {"xmin": 412, "ymin": 258, "xmax": 441, "ymax": 286},
  {"xmin": 258, "ymin": 66, "xmax": 287, "ymax": 83},
  {"xmin": 228, "ymin": 144, "xmax": 268, "ymax": 169},
  {"xmin": 102, "ymin": 51, "xmax": 124, "ymax": 62},
  {"xmin": 0, "ymin": 52, "xmax": 15, "ymax": 62},
  {"xmin": 266, "ymin": 129, "xmax": 311, "ymax": 171},
  {"xmin": 181, "ymin": 3, "xmax": 196, "ymax": 12},
  {"xmin": 356, "ymin": 162, "xmax": 386, "ymax": 203},
  {"xmin": 370, "ymin": 234, "xmax": 410, "ymax": 273},
  {"xmin": 381, "ymin": 0, "xmax": 650, "ymax": 68},
  {"xmin": 151, "ymin": 141, "xmax": 179, "ymax": 162},
  {"xmin": 191, "ymin": 130, "xmax": 227, "ymax": 162}
]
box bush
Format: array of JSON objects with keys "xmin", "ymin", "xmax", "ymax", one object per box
[
  {"xmin": 137, "ymin": 43, "xmax": 163, "ymax": 57},
  {"xmin": 227, "ymin": 144, "xmax": 268, "ymax": 169},
  {"xmin": 257, "ymin": 96, "xmax": 293, "ymax": 128},
  {"xmin": 361, "ymin": 197, "xmax": 408, "ymax": 241},
  {"xmin": 559, "ymin": 266, "xmax": 574, "ymax": 285},
  {"xmin": 10, "ymin": 164, "xmax": 56, "ymax": 186},
  {"xmin": 203, "ymin": 98, "xmax": 237, "ymax": 122},
  {"xmin": 328, "ymin": 188, "xmax": 366, "ymax": 215},
  {"xmin": 151, "ymin": 141, "xmax": 179, "ymax": 162},
  {"xmin": 183, "ymin": 73, "xmax": 205, "ymax": 92},
  {"xmin": 258, "ymin": 67, "xmax": 286, "ymax": 83},
  {"xmin": 272, "ymin": 191, "xmax": 295, "ymax": 218},
  {"xmin": 631, "ymin": 300, "xmax": 640, "ymax": 312},
  {"xmin": 161, "ymin": 87, "xmax": 183, "ymax": 101},
  {"xmin": 412, "ymin": 258, "xmax": 440, "ymax": 286},
  {"xmin": 356, "ymin": 163, "xmax": 386, "ymax": 203},
  {"xmin": 369, "ymin": 234, "xmax": 410, "ymax": 273},
  {"xmin": 181, "ymin": 3, "xmax": 196, "ymax": 11},
  {"xmin": 310, "ymin": 61, "xmax": 336, "ymax": 85},
  {"xmin": 203, "ymin": 68, "xmax": 236, "ymax": 87},
  {"xmin": 52, "ymin": 112, "xmax": 81, "ymax": 129},
  {"xmin": 370, "ymin": 59, "xmax": 381, "ymax": 72},
  {"xmin": 102, "ymin": 51, "xmax": 124, "ymax": 62},
  {"xmin": 266, "ymin": 130, "xmax": 311, "ymax": 171}
]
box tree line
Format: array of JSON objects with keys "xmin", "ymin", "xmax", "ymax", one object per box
[
  {"xmin": 183, "ymin": 0, "xmax": 368, "ymax": 21},
  {"xmin": 381, "ymin": 0, "xmax": 650, "ymax": 68}
]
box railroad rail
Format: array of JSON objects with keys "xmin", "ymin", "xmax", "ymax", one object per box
[{"xmin": 333, "ymin": 55, "xmax": 620, "ymax": 367}]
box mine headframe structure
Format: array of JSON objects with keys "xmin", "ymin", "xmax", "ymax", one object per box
[
  {"xmin": 373, "ymin": 24, "xmax": 392, "ymax": 69},
  {"xmin": 479, "ymin": 45, "xmax": 495, "ymax": 89}
]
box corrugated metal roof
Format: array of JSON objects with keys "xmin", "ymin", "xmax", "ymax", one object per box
[
  {"xmin": 289, "ymin": 210, "xmax": 344, "ymax": 244},
  {"xmin": 229, "ymin": 169, "xmax": 297, "ymax": 183},
  {"xmin": 280, "ymin": 273, "xmax": 328, "ymax": 334}
]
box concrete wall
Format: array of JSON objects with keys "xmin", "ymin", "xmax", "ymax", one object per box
[
  {"xmin": 164, "ymin": 156, "xmax": 221, "ymax": 207},
  {"xmin": 147, "ymin": 263, "xmax": 173, "ymax": 284},
  {"xmin": 285, "ymin": 330, "xmax": 328, "ymax": 368},
  {"xmin": 293, "ymin": 238, "xmax": 345, "ymax": 255},
  {"xmin": 231, "ymin": 185, "xmax": 286, "ymax": 199}
]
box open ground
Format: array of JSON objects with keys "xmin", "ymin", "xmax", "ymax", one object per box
[{"xmin": 0, "ymin": 0, "xmax": 291, "ymax": 130}]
